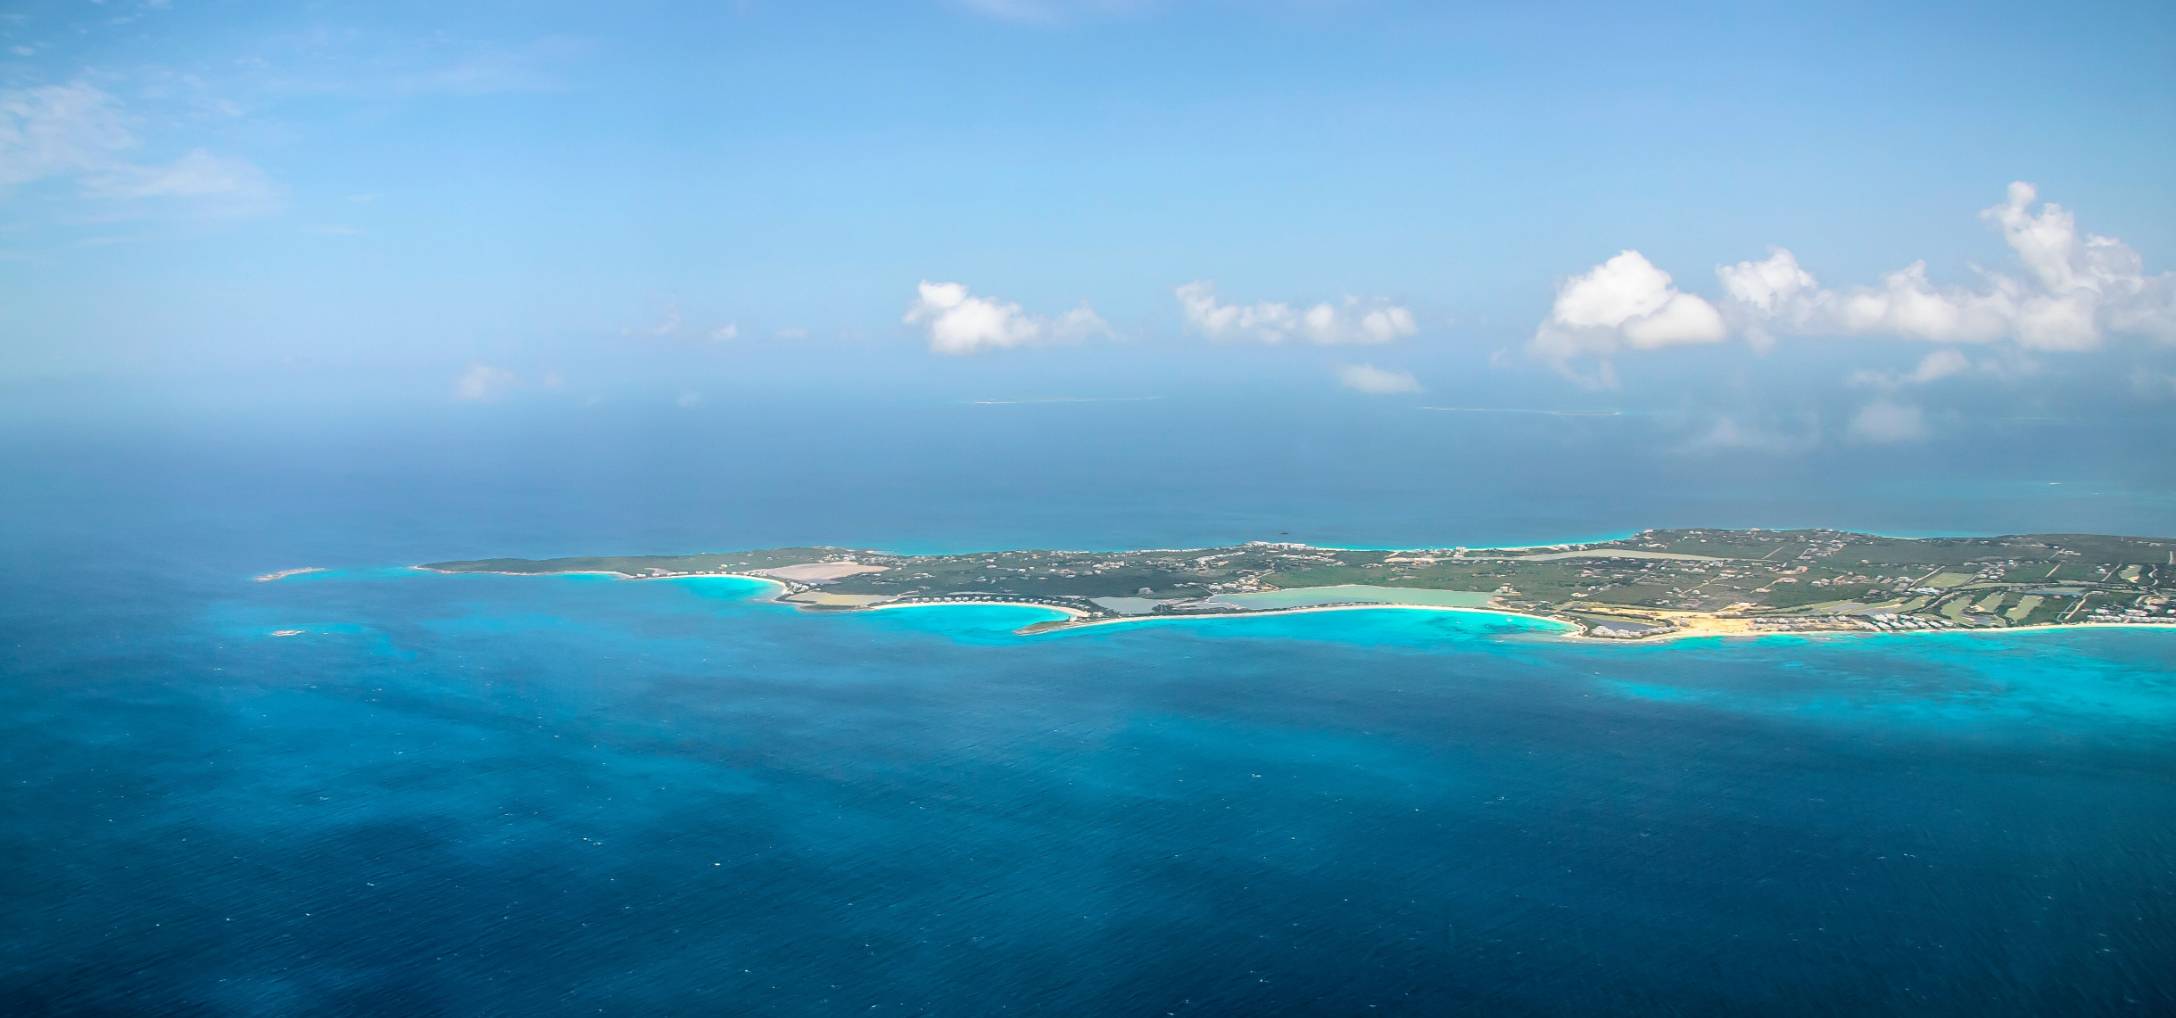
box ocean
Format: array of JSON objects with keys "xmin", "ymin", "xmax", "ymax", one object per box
[{"xmin": 3, "ymin": 398, "xmax": 2173, "ymax": 1014}]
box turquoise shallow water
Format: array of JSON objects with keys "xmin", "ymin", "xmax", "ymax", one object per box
[
  {"xmin": 4, "ymin": 410, "xmax": 2176, "ymax": 1013},
  {"xmin": 5, "ymin": 565, "xmax": 2173, "ymax": 1014}
]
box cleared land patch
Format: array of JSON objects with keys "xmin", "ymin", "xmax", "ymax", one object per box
[
  {"xmin": 2006, "ymin": 595, "xmax": 2045, "ymax": 623},
  {"xmin": 1205, "ymin": 585, "xmax": 1497, "ymax": 610},
  {"xmin": 755, "ymin": 562, "xmax": 891, "ymax": 583}
]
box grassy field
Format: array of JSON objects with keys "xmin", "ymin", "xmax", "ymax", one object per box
[{"xmin": 2006, "ymin": 595, "xmax": 2045, "ymax": 623}]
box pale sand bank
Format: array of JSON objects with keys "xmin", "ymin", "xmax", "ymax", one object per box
[
  {"xmin": 782, "ymin": 591, "xmax": 894, "ymax": 608},
  {"xmin": 1204, "ymin": 584, "xmax": 1496, "ymax": 611},
  {"xmin": 255, "ymin": 567, "xmax": 326, "ymax": 583},
  {"xmin": 868, "ymin": 599, "xmax": 1090, "ymax": 619},
  {"xmin": 754, "ymin": 562, "xmax": 890, "ymax": 583}
]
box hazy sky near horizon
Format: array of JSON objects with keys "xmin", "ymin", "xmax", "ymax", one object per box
[{"xmin": 3, "ymin": 0, "xmax": 2175, "ymax": 450}]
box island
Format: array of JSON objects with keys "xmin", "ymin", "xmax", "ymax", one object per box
[{"xmin": 417, "ymin": 529, "xmax": 2176, "ymax": 641}]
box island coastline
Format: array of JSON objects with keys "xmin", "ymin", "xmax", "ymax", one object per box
[{"xmin": 405, "ymin": 529, "xmax": 2176, "ymax": 643}]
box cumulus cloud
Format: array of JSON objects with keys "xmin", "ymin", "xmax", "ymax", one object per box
[
  {"xmin": 453, "ymin": 362, "xmax": 517, "ymax": 401},
  {"xmin": 1819, "ymin": 261, "xmax": 2018, "ymax": 345},
  {"xmin": 904, "ymin": 280, "xmax": 1109, "ymax": 355},
  {"xmin": 1716, "ymin": 248, "xmax": 1818, "ymax": 349},
  {"xmin": 1804, "ymin": 183, "xmax": 2176, "ymax": 349},
  {"xmin": 1530, "ymin": 183, "xmax": 2176, "ymax": 383},
  {"xmin": 1847, "ymin": 399, "xmax": 1929, "ymax": 444},
  {"xmin": 1334, "ymin": 363, "xmax": 1422, "ymax": 395},
  {"xmin": 1529, "ymin": 252, "xmax": 1726, "ymax": 385},
  {"xmin": 1716, "ymin": 248, "xmax": 1818, "ymax": 316},
  {"xmin": 1175, "ymin": 281, "xmax": 1417, "ymax": 345}
]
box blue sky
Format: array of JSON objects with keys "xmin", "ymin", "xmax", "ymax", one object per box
[{"xmin": 3, "ymin": 0, "xmax": 2174, "ymax": 448}]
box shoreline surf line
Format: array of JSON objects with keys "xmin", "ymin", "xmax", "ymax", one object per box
[
  {"xmin": 1023, "ymin": 601, "xmax": 1580, "ymax": 636},
  {"xmin": 868, "ymin": 599, "xmax": 1090, "ymax": 619},
  {"xmin": 403, "ymin": 564, "xmax": 2176, "ymax": 644}
]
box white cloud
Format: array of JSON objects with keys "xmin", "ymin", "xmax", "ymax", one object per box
[
  {"xmin": 1335, "ymin": 363, "xmax": 1422, "ymax": 395},
  {"xmin": 624, "ymin": 307, "xmax": 746, "ymax": 345},
  {"xmin": 1716, "ymin": 248, "xmax": 1818, "ymax": 349},
  {"xmin": 1907, "ymin": 348, "xmax": 1971, "ymax": 383},
  {"xmin": 1175, "ymin": 281, "xmax": 1417, "ymax": 345},
  {"xmin": 1846, "ymin": 348, "xmax": 1972, "ymax": 389},
  {"xmin": 84, "ymin": 148, "xmax": 277, "ymax": 207},
  {"xmin": 1718, "ymin": 248, "xmax": 1818, "ymax": 315},
  {"xmin": 0, "ymin": 83, "xmax": 135, "ymax": 187},
  {"xmin": 1530, "ymin": 183, "xmax": 2176, "ymax": 382},
  {"xmin": 1051, "ymin": 305, "xmax": 1110, "ymax": 341},
  {"xmin": 454, "ymin": 362, "xmax": 517, "ymax": 401},
  {"xmin": 0, "ymin": 81, "xmax": 275, "ymax": 211},
  {"xmin": 904, "ymin": 280, "xmax": 1109, "ymax": 355},
  {"xmin": 1847, "ymin": 399, "xmax": 1928, "ymax": 444},
  {"xmin": 1822, "ymin": 261, "xmax": 2018, "ymax": 344},
  {"xmin": 1774, "ymin": 184, "xmax": 2175, "ymax": 349},
  {"xmin": 1529, "ymin": 251, "xmax": 1726, "ymax": 385}
]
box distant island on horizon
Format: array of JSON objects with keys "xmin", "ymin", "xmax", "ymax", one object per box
[{"xmin": 414, "ymin": 529, "xmax": 2176, "ymax": 641}]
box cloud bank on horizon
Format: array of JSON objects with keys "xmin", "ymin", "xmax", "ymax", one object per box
[
  {"xmin": 1174, "ymin": 282, "xmax": 1419, "ymax": 346},
  {"xmin": 1530, "ymin": 182, "xmax": 2176, "ymax": 388}
]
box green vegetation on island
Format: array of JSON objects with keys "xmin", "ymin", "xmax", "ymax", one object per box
[{"xmin": 419, "ymin": 529, "xmax": 2176, "ymax": 640}]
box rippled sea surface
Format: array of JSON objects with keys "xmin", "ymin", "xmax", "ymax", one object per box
[
  {"xmin": 4, "ymin": 409, "xmax": 2174, "ymax": 1013},
  {"xmin": 6, "ymin": 567, "xmax": 2173, "ymax": 1014}
]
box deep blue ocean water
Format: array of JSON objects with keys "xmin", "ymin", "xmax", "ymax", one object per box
[{"xmin": 4, "ymin": 401, "xmax": 2174, "ymax": 1014}]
